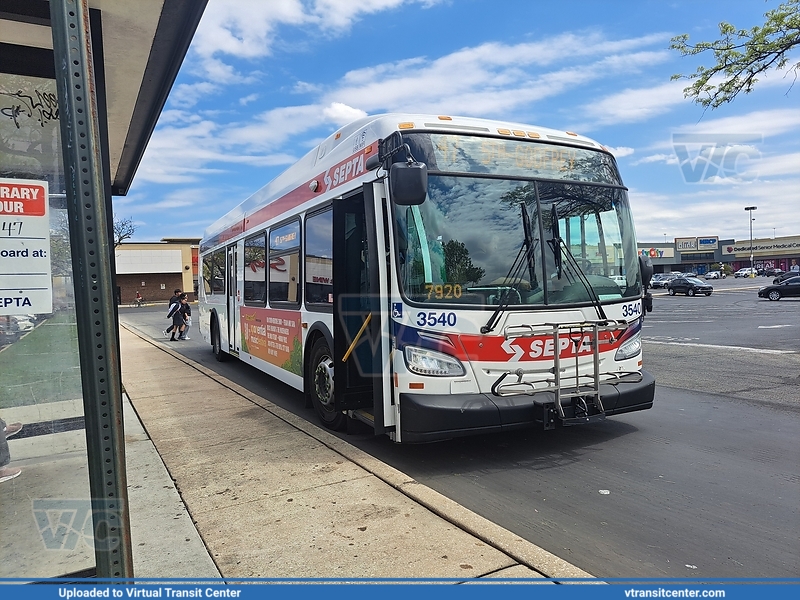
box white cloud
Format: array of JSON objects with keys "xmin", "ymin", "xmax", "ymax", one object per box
[
  {"xmin": 239, "ymin": 93, "xmax": 259, "ymax": 106},
  {"xmin": 580, "ymin": 80, "xmax": 688, "ymax": 126},
  {"xmin": 188, "ymin": 0, "xmax": 444, "ymax": 83},
  {"xmin": 629, "ymin": 177, "xmax": 800, "ymax": 242},
  {"xmin": 632, "ymin": 153, "xmax": 679, "ymax": 166},
  {"xmin": 756, "ymin": 152, "xmax": 800, "ymax": 177},
  {"xmin": 169, "ymin": 82, "xmax": 220, "ymax": 109},
  {"xmin": 323, "ymin": 35, "xmax": 673, "ymax": 118},
  {"xmin": 293, "ymin": 81, "xmax": 323, "ymax": 94},
  {"xmin": 322, "ymin": 102, "xmax": 368, "ymax": 125},
  {"xmin": 606, "ymin": 146, "xmax": 635, "ymax": 157},
  {"xmin": 674, "ymin": 109, "xmax": 800, "ymax": 138}
]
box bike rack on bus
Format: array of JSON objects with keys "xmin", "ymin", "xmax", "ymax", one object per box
[{"xmin": 489, "ymin": 320, "xmax": 643, "ymax": 426}]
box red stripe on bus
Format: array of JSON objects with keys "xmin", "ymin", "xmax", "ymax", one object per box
[{"xmin": 206, "ymin": 145, "xmax": 375, "ymax": 247}]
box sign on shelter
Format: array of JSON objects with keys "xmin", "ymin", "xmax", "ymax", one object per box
[{"xmin": 0, "ymin": 178, "xmax": 52, "ymax": 315}]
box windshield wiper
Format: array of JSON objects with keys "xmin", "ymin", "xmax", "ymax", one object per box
[
  {"xmin": 481, "ymin": 204, "xmax": 538, "ymax": 334},
  {"xmin": 546, "ymin": 206, "xmax": 563, "ymax": 280},
  {"xmin": 552, "ymin": 235, "xmax": 608, "ymax": 322}
]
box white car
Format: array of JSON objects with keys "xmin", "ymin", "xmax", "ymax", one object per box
[
  {"xmin": 11, "ymin": 316, "xmax": 35, "ymax": 331},
  {"xmin": 705, "ymin": 271, "xmax": 721, "ymax": 279},
  {"xmin": 734, "ymin": 268, "xmax": 758, "ymax": 278}
]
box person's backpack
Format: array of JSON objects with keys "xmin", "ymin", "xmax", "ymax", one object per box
[{"xmin": 167, "ymin": 302, "xmax": 179, "ymax": 319}]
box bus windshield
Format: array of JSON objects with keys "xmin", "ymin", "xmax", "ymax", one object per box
[{"xmin": 393, "ymin": 163, "xmax": 641, "ymax": 308}]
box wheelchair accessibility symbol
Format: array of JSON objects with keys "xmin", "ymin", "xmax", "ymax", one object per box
[{"xmin": 391, "ymin": 303, "xmax": 403, "ymax": 319}]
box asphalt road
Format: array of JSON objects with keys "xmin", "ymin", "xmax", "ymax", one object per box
[{"xmin": 118, "ymin": 280, "xmax": 799, "ymax": 579}]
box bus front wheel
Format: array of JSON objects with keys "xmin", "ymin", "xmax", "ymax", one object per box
[
  {"xmin": 212, "ymin": 320, "xmax": 228, "ymax": 362},
  {"xmin": 308, "ymin": 338, "xmax": 346, "ymax": 431}
]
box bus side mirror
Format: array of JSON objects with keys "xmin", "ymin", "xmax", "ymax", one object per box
[
  {"xmin": 639, "ymin": 254, "xmax": 653, "ymax": 290},
  {"xmin": 390, "ymin": 161, "xmax": 427, "ymax": 205}
]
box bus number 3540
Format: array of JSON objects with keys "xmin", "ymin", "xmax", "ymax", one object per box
[{"xmin": 417, "ymin": 311, "xmax": 457, "ymax": 327}]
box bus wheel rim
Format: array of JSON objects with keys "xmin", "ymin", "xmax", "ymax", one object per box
[{"xmin": 314, "ymin": 356, "xmax": 334, "ymax": 408}]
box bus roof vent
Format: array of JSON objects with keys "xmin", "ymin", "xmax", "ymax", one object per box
[
  {"xmin": 423, "ymin": 123, "xmax": 490, "ymax": 132},
  {"xmin": 546, "ymin": 135, "xmax": 596, "ymax": 147}
]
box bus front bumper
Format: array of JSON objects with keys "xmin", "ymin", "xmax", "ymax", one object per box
[{"xmin": 398, "ymin": 370, "xmax": 655, "ymax": 443}]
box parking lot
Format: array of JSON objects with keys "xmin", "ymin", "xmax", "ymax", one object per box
[{"xmin": 644, "ymin": 274, "xmax": 799, "ymax": 407}]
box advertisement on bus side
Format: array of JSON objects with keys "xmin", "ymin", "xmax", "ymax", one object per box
[{"xmin": 240, "ymin": 307, "xmax": 302, "ymax": 375}]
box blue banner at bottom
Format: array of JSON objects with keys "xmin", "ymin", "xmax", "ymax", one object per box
[{"xmin": 0, "ymin": 582, "xmax": 798, "ymax": 600}]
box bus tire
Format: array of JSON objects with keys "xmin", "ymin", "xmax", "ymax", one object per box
[
  {"xmin": 308, "ymin": 338, "xmax": 346, "ymax": 431},
  {"xmin": 212, "ymin": 319, "xmax": 229, "ymax": 362}
]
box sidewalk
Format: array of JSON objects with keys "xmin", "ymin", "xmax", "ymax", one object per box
[{"xmin": 119, "ymin": 324, "xmax": 593, "ymax": 580}]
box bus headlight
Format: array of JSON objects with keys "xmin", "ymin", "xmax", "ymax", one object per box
[
  {"xmin": 614, "ymin": 332, "xmax": 641, "ymax": 361},
  {"xmin": 404, "ymin": 346, "xmax": 465, "ymax": 377}
]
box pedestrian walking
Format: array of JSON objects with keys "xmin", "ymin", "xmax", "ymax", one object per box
[
  {"xmin": 163, "ymin": 289, "xmax": 182, "ymax": 338},
  {"xmin": 179, "ymin": 297, "xmax": 191, "ymax": 340},
  {"xmin": 167, "ymin": 293, "xmax": 188, "ymax": 341}
]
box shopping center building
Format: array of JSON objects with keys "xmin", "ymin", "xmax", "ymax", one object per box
[{"xmin": 638, "ymin": 234, "xmax": 800, "ymax": 275}]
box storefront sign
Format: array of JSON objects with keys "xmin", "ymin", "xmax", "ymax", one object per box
[
  {"xmin": 697, "ymin": 237, "xmax": 718, "ymax": 250},
  {"xmin": 675, "ymin": 237, "xmax": 697, "ymax": 251},
  {"xmin": 638, "ymin": 247, "xmax": 675, "ymax": 259},
  {"xmin": 725, "ymin": 238, "xmax": 800, "ymax": 255},
  {"xmin": 0, "ymin": 178, "xmax": 52, "ymax": 315}
]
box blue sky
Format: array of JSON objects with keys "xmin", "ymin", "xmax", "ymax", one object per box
[{"xmin": 118, "ymin": 0, "xmax": 800, "ymax": 245}]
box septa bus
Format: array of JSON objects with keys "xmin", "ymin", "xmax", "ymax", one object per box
[{"xmin": 198, "ymin": 114, "xmax": 655, "ymax": 443}]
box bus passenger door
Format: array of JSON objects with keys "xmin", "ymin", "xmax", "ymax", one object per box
[
  {"xmin": 332, "ymin": 187, "xmax": 388, "ymax": 434},
  {"xmin": 226, "ymin": 244, "xmax": 239, "ymax": 354}
]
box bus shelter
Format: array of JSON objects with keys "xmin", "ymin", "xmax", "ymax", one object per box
[{"xmin": 0, "ymin": 0, "xmax": 206, "ymax": 578}]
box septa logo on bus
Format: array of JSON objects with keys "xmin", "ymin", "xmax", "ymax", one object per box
[
  {"xmin": 323, "ymin": 152, "xmax": 366, "ymax": 191},
  {"xmin": 458, "ymin": 330, "xmax": 623, "ymax": 363}
]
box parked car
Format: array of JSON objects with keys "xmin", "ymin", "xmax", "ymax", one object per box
[
  {"xmin": 10, "ymin": 316, "xmax": 35, "ymax": 331},
  {"xmin": 704, "ymin": 271, "xmax": 721, "ymax": 279},
  {"xmin": 765, "ymin": 268, "xmax": 784, "ymax": 277},
  {"xmin": 758, "ymin": 276, "xmax": 800, "ymax": 301},
  {"xmin": 773, "ymin": 271, "xmax": 798, "ymax": 285},
  {"xmin": 682, "ymin": 271, "xmax": 697, "ymax": 278},
  {"xmin": 734, "ymin": 267, "xmax": 758, "ymax": 278},
  {"xmin": 610, "ymin": 275, "xmax": 627, "ymax": 287},
  {"xmin": 667, "ymin": 276, "xmax": 713, "ymax": 296},
  {"xmin": 651, "ymin": 274, "xmax": 677, "ymax": 289}
]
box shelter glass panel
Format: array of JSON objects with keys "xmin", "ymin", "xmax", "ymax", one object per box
[{"xmin": 0, "ymin": 72, "xmax": 95, "ymax": 577}]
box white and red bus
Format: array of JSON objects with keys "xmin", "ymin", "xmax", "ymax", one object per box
[{"xmin": 199, "ymin": 114, "xmax": 655, "ymax": 443}]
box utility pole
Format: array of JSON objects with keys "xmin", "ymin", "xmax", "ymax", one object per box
[{"xmin": 745, "ymin": 206, "xmax": 757, "ymax": 277}]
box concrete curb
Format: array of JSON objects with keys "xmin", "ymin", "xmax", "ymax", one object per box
[{"xmin": 119, "ymin": 322, "xmax": 594, "ymax": 580}]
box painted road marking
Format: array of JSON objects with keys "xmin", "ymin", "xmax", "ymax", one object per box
[{"xmin": 644, "ymin": 340, "xmax": 796, "ymax": 354}]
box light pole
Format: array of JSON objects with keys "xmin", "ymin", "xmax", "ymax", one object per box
[
  {"xmin": 663, "ymin": 233, "xmax": 667, "ymax": 245},
  {"xmin": 745, "ymin": 206, "xmax": 757, "ymax": 277}
]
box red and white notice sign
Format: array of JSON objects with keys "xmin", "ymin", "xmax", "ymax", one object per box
[{"xmin": 0, "ymin": 178, "xmax": 52, "ymax": 315}]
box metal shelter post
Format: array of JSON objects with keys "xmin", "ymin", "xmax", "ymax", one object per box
[{"xmin": 49, "ymin": 0, "xmax": 134, "ymax": 578}]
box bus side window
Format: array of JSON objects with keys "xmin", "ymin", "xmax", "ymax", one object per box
[
  {"xmin": 268, "ymin": 220, "xmax": 301, "ymax": 305},
  {"xmin": 204, "ymin": 249, "xmax": 226, "ymax": 295},
  {"xmin": 243, "ymin": 233, "xmax": 266, "ymax": 305},
  {"xmin": 305, "ymin": 209, "xmax": 333, "ymax": 304}
]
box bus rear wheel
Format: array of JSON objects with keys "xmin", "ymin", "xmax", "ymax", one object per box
[{"xmin": 308, "ymin": 338, "xmax": 346, "ymax": 431}]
